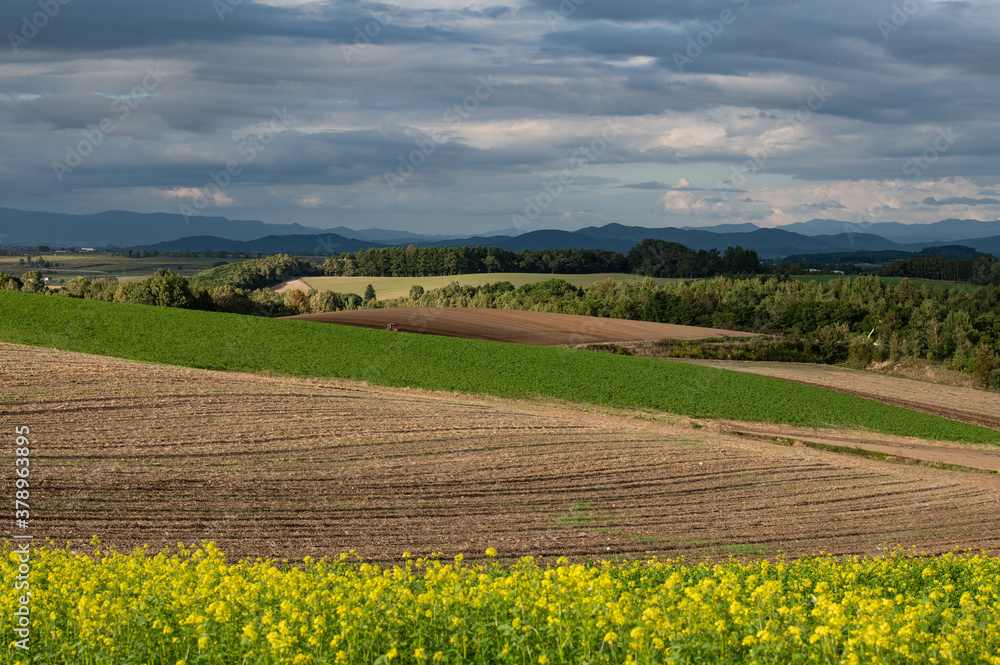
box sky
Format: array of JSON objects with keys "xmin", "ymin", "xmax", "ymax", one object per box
[{"xmin": 2, "ymin": 0, "xmax": 999, "ymax": 236}]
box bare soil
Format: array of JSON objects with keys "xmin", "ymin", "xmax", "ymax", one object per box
[
  {"xmin": 869, "ymin": 358, "xmax": 981, "ymax": 389},
  {"xmin": 287, "ymin": 307, "xmax": 755, "ymax": 346},
  {"xmin": 272, "ymin": 278, "xmax": 313, "ymax": 294},
  {"xmin": 3, "ymin": 343, "xmax": 999, "ymax": 563}
]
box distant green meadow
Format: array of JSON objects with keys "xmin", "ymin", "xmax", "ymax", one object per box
[
  {"xmin": 297, "ymin": 273, "xmax": 684, "ymax": 300},
  {"xmin": 0, "ymin": 252, "xmax": 253, "ymax": 285},
  {"xmin": 2, "ymin": 290, "xmax": 997, "ymax": 444}
]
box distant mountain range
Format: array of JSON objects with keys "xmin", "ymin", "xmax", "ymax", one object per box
[
  {"xmin": 140, "ymin": 233, "xmax": 382, "ymax": 255},
  {"xmin": 448, "ymin": 224, "xmax": 907, "ymax": 256},
  {"xmin": 731, "ymin": 218, "xmax": 1000, "ymax": 244},
  {"xmin": 318, "ymin": 226, "xmax": 519, "ymax": 245},
  {"xmin": 1, "ymin": 207, "xmax": 999, "ymax": 259},
  {"xmin": 781, "ymin": 244, "xmax": 991, "ymax": 265},
  {"xmin": 143, "ymin": 224, "xmax": 1000, "ymax": 258},
  {"xmin": 0, "ymin": 208, "xmax": 326, "ymax": 247}
]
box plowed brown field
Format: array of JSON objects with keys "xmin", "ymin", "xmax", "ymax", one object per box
[
  {"xmin": 3, "ymin": 342, "xmax": 999, "ymax": 563},
  {"xmin": 287, "ymin": 307, "xmax": 754, "ymax": 345},
  {"xmin": 273, "ymin": 278, "xmax": 313, "ymax": 294}
]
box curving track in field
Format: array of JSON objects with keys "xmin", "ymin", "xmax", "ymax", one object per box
[
  {"xmin": 5, "ymin": 342, "xmax": 999, "ymax": 563},
  {"xmin": 287, "ymin": 307, "xmax": 755, "ymax": 346},
  {"xmin": 680, "ymin": 359, "xmax": 1000, "ymax": 431}
]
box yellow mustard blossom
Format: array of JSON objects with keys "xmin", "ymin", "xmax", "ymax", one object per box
[{"xmin": 3, "ymin": 541, "xmax": 1000, "ymax": 664}]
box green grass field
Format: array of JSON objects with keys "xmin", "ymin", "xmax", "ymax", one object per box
[
  {"xmin": 297, "ymin": 273, "xmax": 685, "ymax": 299},
  {"xmin": 2, "ymin": 291, "xmax": 997, "ymax": 444},
  {"xmin": 788, "ymin": 274, "xmax": 981, "ymax": 292}
]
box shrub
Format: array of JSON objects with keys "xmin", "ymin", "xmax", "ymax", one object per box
[{"xmin": 974, "ymin": 345, "xmax": 995, "ymax": 388}]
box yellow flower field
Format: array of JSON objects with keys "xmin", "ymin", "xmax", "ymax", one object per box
[{"xmin": 3, "ymin": 541, "xmax": 1000, "ymax": 664}]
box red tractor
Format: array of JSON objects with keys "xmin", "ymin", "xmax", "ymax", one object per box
[{"xmin": 385, "ymin": 323, "xmax": 399, "ymax": 331}]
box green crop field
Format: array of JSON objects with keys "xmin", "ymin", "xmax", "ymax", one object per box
[
  {"xmin": 2, "ymin": 291, "xmax": 997, "ymax": 444},
  {"xmin": 788, "ymin": 274, "xmax": 981, "ymax": 292},
  {"xmin": 296, "ymin": 273, "xmax": 685, "ymax": 299}
]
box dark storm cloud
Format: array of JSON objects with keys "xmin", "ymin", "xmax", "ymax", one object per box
[
  {"xmin": 619, "ymin": 182, "xmax": 721, "ymax": 192},
  {"xmin": 923, "ymin": 196, "xmax": 1000, "ymax": 206},
  {"xmin": 464, "ymin": 5, "xmax": 513, "ymax": 19},
  {"xmin": 526, "ymin": 0, "xmax": 718, "ymax": 23},
  {"xmin": 616, "ymin": 181, "xmax": 667, "ymax": 190},
  {"xmin": 0, "ymin": 0, "xmax": 997, "ymax": 230},
  {"xmin": 9, "ymin": 92, "xmax": 127, "ymax": 130},
  {"xmin": 536, "ymin": 0, "xmax": 1000, "ymax": 127},
  {"xmin": 793, "ymin": 201, "xmax": 847, "ymax": 211},
  {"xmin": 1, "ymin": 0, "xmax": 469, "ymax": 53},
  {"xmin": 23, "ymin": 123, "xmax": 557, "ymax": 197}
]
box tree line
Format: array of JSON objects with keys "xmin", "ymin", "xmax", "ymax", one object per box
[
  {"xmin": 881, "ymin": 255, "xmax": 1000, "ymax": 286},
  {"xmin": 320, "ymin": 246, "xmax": 630, "ymax": 277},
  {"xmin": 112, "ymin": 249, "xmax": 271, "ymax": 259},
  {"xmin": 319, "ymin": 241, "xmax": 762, "ymax": 278},
  {"xmin": 627, "ymin": 240, "xmax": 762, "ymax": 277}
]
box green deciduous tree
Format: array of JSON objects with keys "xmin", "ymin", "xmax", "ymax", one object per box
[
  {"xmin": 0, "ymin": 273, "xmax": 23, "ymax": 291},
  {"xmin": 20, "ymin": 270, "xmax": 46, "ymax": 293},
  {"xmin": 309, "ymin": 290, "xmax": 345, "ymax": 313},
  {"xmin": 146, "ymin": 269, "xmax": 193, "ymax": 308}
]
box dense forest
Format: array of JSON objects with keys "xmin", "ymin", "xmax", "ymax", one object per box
[
  {"xmin": 320, "ymin": 246, "xmax": 629, "ymax": 276},
  {"xmin": 627, "ymin": 239, "xmax": 762, "ymax": 277},
  {"xmin": 175, "ymin": 242, "xmax": 764, "ymax": 293},
  {"xmin": 319, "ymin": 241, "xmax": 761, "ymax": 278},
  {"xmin": 111, "ymin": 249, "xmax": 274, "ymax": 259},
  {"xmin": 881, "ymin": 255, "xmax": 1000, "ymax": 285}
]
